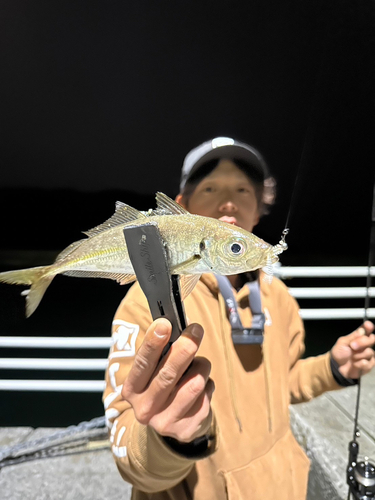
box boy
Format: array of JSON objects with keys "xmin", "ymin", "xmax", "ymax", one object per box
[{"xmin": 103, "ymin": 137, "xmax": 374, "ymax": 500}]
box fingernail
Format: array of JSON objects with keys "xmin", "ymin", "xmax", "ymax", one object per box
[
  {"xmin": 154, "ymin": 324, "xmax": 168, "ymax": 339},
  {"xmin": 358, "ymin": 327, "xmax": 366, "ymax": 336},
  {"xmin": 351, "ymin": 341, "xmax": 358, "ymax": 350},
  {"xmin": 188, "ymin": 324, "xmax": 204, "ymax": 339}
]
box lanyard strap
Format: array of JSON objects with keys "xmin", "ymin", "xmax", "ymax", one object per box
[
  {"xmin": 215, "ymin": 275, "xmax": 265, "ymax": 344},
  {"xmin": 247, "ymin": 280, "xmax": 266, "ymax": 330}
]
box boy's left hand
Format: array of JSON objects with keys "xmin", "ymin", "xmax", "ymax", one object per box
[{"xmin": 331, "ymin": 321, "xmax": 375, "ymax": 380}]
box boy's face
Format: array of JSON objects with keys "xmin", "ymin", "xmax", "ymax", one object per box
[{"xmin": 176, "ymin": 159, "xmax": 260, "ymax": 233}]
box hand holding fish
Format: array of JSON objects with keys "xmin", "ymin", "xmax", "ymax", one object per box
[
  {"xmin": 330, "ymin": 320, "xmax": 375, "ymax": 380},
  {"xmin": 121, "ymin": 318, "xmax": 214, "ymax": 443}
]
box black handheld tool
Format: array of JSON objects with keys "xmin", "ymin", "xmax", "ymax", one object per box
[{"xmin": 123, "ymin": 223, "xmax": 187, "ymax": 357}]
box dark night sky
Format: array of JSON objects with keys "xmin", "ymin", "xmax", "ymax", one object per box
[{"xmin": 0, "ymin": 0, "xmax": 374, "ymax": 261}]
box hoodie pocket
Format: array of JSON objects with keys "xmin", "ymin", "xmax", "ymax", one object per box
[{"xmin": 221, "ymin": 430, "xmax": 310, "ymax": 500}]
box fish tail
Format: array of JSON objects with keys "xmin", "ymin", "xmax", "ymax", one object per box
[{"xmin": 0, "ymin": 266, "xmax": 55, "ymax": 317}]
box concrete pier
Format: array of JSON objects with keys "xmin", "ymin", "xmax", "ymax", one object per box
[
  {"xmin": 291, "ymin": 369, "xmax": 375, "ymax": 500},
  {"xmin": 1, "ymin": 369, "xmax": 374, "ymax": 500},
  {"xmin": 0, "ymin": 425, "xmax": 131, "ymax": 500}
]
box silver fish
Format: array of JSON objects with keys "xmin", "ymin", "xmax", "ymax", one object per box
[{"xmin": 0, "ymin": 192, "xmax": 286, "ymax": 316}]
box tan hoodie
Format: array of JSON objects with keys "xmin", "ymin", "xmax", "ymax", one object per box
[{"xmin": 103, "ymin": 274, "xmax": 343, "ymax": 500}]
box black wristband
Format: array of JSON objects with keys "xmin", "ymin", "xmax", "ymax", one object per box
[
  {"xmin": 330, "ymin": 354, "xmax": 358, "ymax": 387},
  {"xmin": 162, "ymin": 434, "xmax": 209, "ymax": 458}
]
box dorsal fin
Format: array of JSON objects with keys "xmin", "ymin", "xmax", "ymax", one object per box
[
  {"xmin": 83, "ymin": 201, "xmax": 147, "ymax": 237},
  {"xmin": 155, "ymin": 192, "xmax": 189, "ymax": 215}
]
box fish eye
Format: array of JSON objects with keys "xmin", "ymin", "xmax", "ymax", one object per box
[{"xmin": 230, "ymin": 241, "xmax": 245, "ymax": 256}]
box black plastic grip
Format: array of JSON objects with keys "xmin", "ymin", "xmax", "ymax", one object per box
[{"xmin": 123, "ymin": 223, "xmax": 187, "ymax": 356}]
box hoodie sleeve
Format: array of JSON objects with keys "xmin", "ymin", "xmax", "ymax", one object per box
[
  {"xmin": 102, "ymin": 283, "xmax": 218, "ymax": 493},
  {"xmin": 286, "ymin": 291, "xmax": 343, "ymax": 404}
]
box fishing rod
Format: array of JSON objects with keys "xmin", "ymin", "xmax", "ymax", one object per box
[
  {"xmin": 276, "ymin": 54, "xmax": 375, "ymax": 496},
  {"xmin": 284, "ymin": 144, "xmax": 375, "ymax": 498},
  {"xmin": 346, "ymin": 182, "xmax": 375, "ymax": 500},
  {"xmin": 281, "ymin": 168, "xmax": 375, "ymax": 499}
]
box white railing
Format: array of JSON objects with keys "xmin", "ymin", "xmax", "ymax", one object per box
[
  {"xmin": 0, "ymin": 379, "xmax": 105, "ymax": 392},
  {"xmin": 0, "ymin": 358, "xmax": 108, "ymax": 370},
  {"xmin": 1, "ymin": 265, "xmax": 373, "ymax": 392},
  {"xmin": 300, "ymin": 308, "xmax": 375, "ymax": 320},
  {"xmin": 273, "ymin": 265, "xmax": 375, "ymax": 279},
  {"xmin": 0, "ymin": 336, "xmax": 112, "ymax": 349},
  {"xmin": 290, "ymin": 287, "xmax": 374, "ymax": 299}
]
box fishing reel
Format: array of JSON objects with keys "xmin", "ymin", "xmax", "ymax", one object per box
[{"xmin": 347, "ymin": 435, "xmax": 375, "ymax": 499}]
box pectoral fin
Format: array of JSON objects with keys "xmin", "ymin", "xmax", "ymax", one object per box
[
  {"xmin": 179, "ymin": 274, "xmax": 201, "ymax": 300},
  {"xmin": 169, "ymin": 255, "xmax": 201, "ymax": 300}
]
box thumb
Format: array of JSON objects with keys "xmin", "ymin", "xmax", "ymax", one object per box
[{"xmin": 338, "ymin": 326, "xmax": 366, "ymax": 347}]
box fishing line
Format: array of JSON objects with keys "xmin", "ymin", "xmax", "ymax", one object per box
[
  {"xmin": 364, "ymin": 183, "xmax": 375, "ymax": 320},
  {"xmin": 282, "ymin": 127, "xmax": 314, "ymax": 236},
  {"xmin": 280, "ymin": 34, "xmax": 330, "ymax": 244}
]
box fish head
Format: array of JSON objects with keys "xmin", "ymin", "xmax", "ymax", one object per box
[{"xmin": 199, "ymin": 222, "xmax": 283, "ymax": 275}]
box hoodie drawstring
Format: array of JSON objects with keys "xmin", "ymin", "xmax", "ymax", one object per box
[
  {"xmin": 262, "ymin": 338, "xmax": 273, "ymax": 434},
  {"xmin": 218, "ymin": 294, "xmax": 243, "ymax": 433}
]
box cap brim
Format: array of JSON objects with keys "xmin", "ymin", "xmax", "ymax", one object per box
[{"xmin": 184, "ymin": 144, "xmax": 267, "ymax": 186}]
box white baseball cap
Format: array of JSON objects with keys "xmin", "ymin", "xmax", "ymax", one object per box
[{"xmin": 180, "ymin": 137, "xmax": 269, "ymax": 191}]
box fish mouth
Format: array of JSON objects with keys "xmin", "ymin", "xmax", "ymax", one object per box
[{"xmin": 219, "ymin": 216, "xmax": 238, "ymax": 226}]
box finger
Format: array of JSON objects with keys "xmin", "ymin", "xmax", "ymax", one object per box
[
  {"xmin": 363, "ymin": 320, "xmax": 374, "ymax": 333},
  {"xmin": 351, "ymin": 321, "xmax": 374, "ymax": 338},
  {"xmin": 167, "ymin": 357, "xmax": 212, "ymax": 418},
  {"xmin": 146, "ymin": 324, "xmax": 204, "ymax": 405},
  {"xmin": 352, "ymin": 357, "xmax": 375, "ymax": 374},
  {"xmin": 184, "ymin": 379, "xmax": 215, "ymax": 418},
  {"xmin": 155, "ymin": 384, "xmax": 214, "ymax": 442},
  {"xmin": 331, "ymin": 343, "xmax": 352, "ymax": 365},
  {"xmin": 350, "ymin": 333, "xmax": 375, "ymax": 351},
  {"xmin": 336, "ymin": 325, "xmax": 369, "ymax": 347},
  {"xmin": 123, "ymin": 318, "xmax": 172, "ymax": 397},
  {"xmin": 173, "ymin": 392, "xmax": 214, "ymax": 442},
  {"xmin": 352, "ymin": 347, "xmax": 375, "ymax": 362}
]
